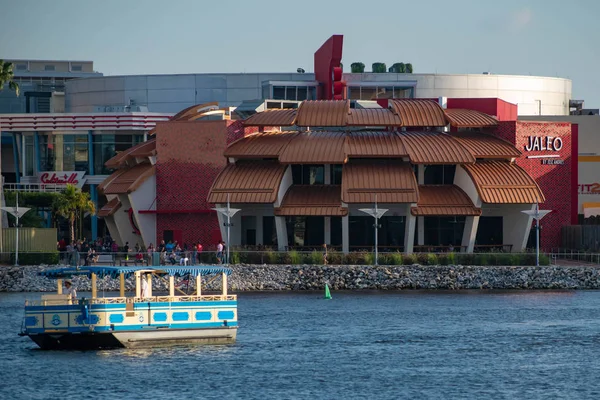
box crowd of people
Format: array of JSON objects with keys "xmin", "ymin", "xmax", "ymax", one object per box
[{"xmin": 57, "ymin": 235, "xmax": 233, "ymax": 267}]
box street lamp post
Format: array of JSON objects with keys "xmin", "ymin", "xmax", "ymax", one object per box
[
  {"xmin": 359, "ymin": 195, "xmax": 388, "ymax": 266},
  {"xmin": 212, "ymin": 194, "xmax": 240, "ymax": 266},
  {"xmin": 521, "ymin": 203, "xmax": 551, "ymax": 267},
  {"xmin": 1, "ymin": 191, "xmax": 31, "ymax": 266}
]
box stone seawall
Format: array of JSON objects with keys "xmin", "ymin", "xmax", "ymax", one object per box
[{"xmin": 2, "ymin": 264, "xmax": 600, "ymax": 292}]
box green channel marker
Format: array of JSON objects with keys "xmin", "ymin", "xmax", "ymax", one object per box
[{"xmin": 324, "ymin": 283, "xmax": 332, "ymax": 300}]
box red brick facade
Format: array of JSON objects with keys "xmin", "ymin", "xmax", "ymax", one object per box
[
  {"xmin": 494, "ymin": 121, "xmax": 573, "ymax": 250},
  {"xmin": 154, "ymin": 120, "xmax": 245, "ymax": 248}
]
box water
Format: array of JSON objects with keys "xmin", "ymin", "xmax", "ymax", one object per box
[{"xmin": 2, "ymin": 290, "xmax": 600, "ymax": 399}]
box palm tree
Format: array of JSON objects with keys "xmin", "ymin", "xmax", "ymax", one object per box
[
  {"xmin": 52, "ymin": 184, "xmax": 96, "ymax": 242},
  {"xmin": 0, "ymin": 60, "xmax": 20, "ymax": 96}
]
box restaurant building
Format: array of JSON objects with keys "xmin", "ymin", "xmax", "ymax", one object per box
[{"xmin": 99, "ymin": 97, "xmax": 575, "ymax": 253}]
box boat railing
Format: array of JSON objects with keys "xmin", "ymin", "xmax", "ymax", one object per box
[{"xmin": 26, "ymin": 294, "xmax": 237, "ymax": 306}]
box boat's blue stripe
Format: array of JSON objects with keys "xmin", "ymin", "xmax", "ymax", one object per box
[{"xmin": 25, "ymin": 321, "xmax": 238, "ymax": 334}]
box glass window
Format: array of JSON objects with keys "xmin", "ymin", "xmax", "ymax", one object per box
[
  {"xmin": 39, "ymin": 135, "xmax": 55, "ymax": 172},
  {"xmin": 292, "ymin": 165, "xmax": 324, "ymax": 185},
  {"xmin": 376, "ymin": 87, "xmax": 394, "ymax": 99},
  {"xmin": 25, "ymin": 136, "xmax": 34, "ymax": 176},
  {"xmin": 62, "ymin": 135, "xmax": 89, "ymax": 173},
  {"xmin": 16, "ymin": 64, "xmax": 27, "ymax": 71},
  {"xmin": 285, "ymin": 86, "xmax": 297, "ymax": 100},
  {"xmin": 361, "ymin": 87, "xmax": 377, "ymax": 100},
  {"xmin": 71, "ymin": 65, "xmax": 82, "ymax": 71},
  {"xmin": 348, "ymin": 87, "xmax": 361, "ymax": 100},
  {"xmin": 262, "ymin": 216, "xmax": 277, "ymax": 246},
  {"xmin": 424, "ymin": 165, "xmax": 456, "ymax": 185},
  {"xmin": 331, "ymin": 217, "xmax": 342, "ymax": 246},
  {"xmin": 44, "ymin": 65, "xmax": 55, "ymax": 71},
  {"xmin": 302, "ymin": 165, "xmax": 324, "ymax": 185},
  {"xmin": 297, "ymin": 86, "xmax": 308, "ymax": 101},
  {"xmin": 93, "ymin": 133, "xmax": 145, "ymax": 175},
  {"xmin": 424, "ymin": 216, "xmax": 465, "ymax": 247},
  {"xmin": 273, "ymin": 86, "xmax": 286, "ymax": 100},
  {"xmin": 308, "ymin": 87, "xmax": 317, "ymax": 100},
  {"xmin": 330, "ymin": 164, "xmax": 343, "ymax": 184},
  {"xmin": 286, "ymin": 216, "xmax": 324, "ymax": 248}
]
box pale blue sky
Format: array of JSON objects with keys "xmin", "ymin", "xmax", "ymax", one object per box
[{"xmin": 1, "ymin": 0, "xmax": 599, "ymax": 107}]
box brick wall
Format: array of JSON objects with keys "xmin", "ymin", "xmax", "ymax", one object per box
[
  {"xmin": 154, "ymin": 120, "xmax": 245, "ymax": 248},
  {"xmin": 494, "ymin": 121, "xmax": 573, "ymax": 250}
]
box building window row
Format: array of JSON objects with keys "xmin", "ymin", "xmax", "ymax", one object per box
[
  {"xmin": 24, "ymin": 133, "xmax": 144, "ymax": 176},
  {"xmin": 347, "ymin": 86, "xmax": 413, "ymax": 100},
  {"xmin": 270, "ymin": 86, "xmax": 317, "ymax": 101}
]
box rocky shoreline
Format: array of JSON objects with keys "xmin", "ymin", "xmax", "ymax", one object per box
[{"xmin": 2, "ymin": 264, "xmax": 600, "ymax": 292}]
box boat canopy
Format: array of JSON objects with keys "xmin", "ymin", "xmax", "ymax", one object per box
[{"xmin": 39, "ymin": 266, "xmax": 233, "ymax": 279}]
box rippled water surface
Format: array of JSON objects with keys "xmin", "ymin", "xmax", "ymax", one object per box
[{"xmin": 2, "ymin": 290, "xmax": 600, "ymax": 399}]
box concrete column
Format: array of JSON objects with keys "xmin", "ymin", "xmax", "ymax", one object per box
[
  {"xmin": 342, "ymin": 215, "xmax": 349, "ymax": 254},
  {"xmin": 404, "ymin": 213, "xmax": 416, "ymax": 254},
  {"xmin": 33, "ymin": 131, "xmax": 41, "ymax": 175},
  {"xmin": 461, "ymin": 216, "xmax": 480, "ymax": 253},
  {"xmin": 324, "ymin": 216, "xmax": 331, "ymax": 245},
  {"xmin": 417, "ymin": 217, "xmax": 424, "ymax": 246},
  {"xmin": 275, "ymin": 216, "xmax": 288, "ymax": 251}
]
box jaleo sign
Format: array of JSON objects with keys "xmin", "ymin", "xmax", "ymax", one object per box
[
  {"xmin": 524, "ymin": 136, "xmax": 563, "ymax": 152},
  {"xmin": 39, "ymin": 171, "xmax": 86, "ymax": 189}
]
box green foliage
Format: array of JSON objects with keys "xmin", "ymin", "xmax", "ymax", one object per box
[
  {"xmin": 52, "ymin": 184, "xmax": 96, "ymax": 241},
  {"xmin": 474, "ymin": 254, "xmax": 489, "ymax": 266},
  {"xmin": 389, "ymin": 63, "xmax": 406, "ymax": 73},
  {"xmin": 372, "ymin": 62, "xmax": 387, "ymax": 73},
  {"xmin": 403, "ymin": 253, "xmax": 417, "ymax": 265},
  {"xmin": 3, "ymin": 191, "xmax": 59, "ymax": 228},
  {"xmin": 230, "ymin": 251, "xmax": 240, "ymax": 265},
  {"xmin": 539, "ymin": 254, "xmax": 550, "ymax": 266},
  {"xmin": 289, "ymin": 250, "xmax": 301, "ymax": 265},
  {"xmin": 438, "ymin": 254, "xmax": 448, "ymax": 265},
  {"xmin": 447, "ymin": 252, "xmax": 456, "ymax": 265},
  {"xmin": 350, "ymin": 62, "xmax": 365, "ymax": 73},
  {"xmin": 426, "ymin": 253, "xmax": 438, "ymax": 265},
  {"xmin": 328, "ymin": 251, "xmax": 343, "ymax": 265},
  {"xmin": 364, "ymin": 252, "xmax": 375, "ymax": 265},
  {"xmin": 405, "ymin": 63, "xmax": 413, "ymax": 73},
  {"xmin": 310, "ymin": 250, "xmax": 322, "ymax": 265},
  {"xmin": 389, "ymin": 252, "xmax": 403, "ymax": 265},
  {"xmin": 266, "ymin": 251, "xmax": 279, "ymax": 265},
  {"xmin": 0, "ymin": 60, "xmax": 20, "ymax": 96},
  {"xmin": 11, "ymin": 252, "xmax": 59, "ymax": 265}
]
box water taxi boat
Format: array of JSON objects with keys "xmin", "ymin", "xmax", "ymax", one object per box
[{"xmin": 20, "ymin": 265, "xmax": 237, "ymax": 350}]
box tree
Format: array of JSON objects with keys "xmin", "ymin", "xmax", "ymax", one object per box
[
  {"xmin": 52, "ymin": 184, "xmax": 96, "ymax": 242},
  {"xmin": 350, "ymin": 62, "xmax": 365, "ymax": 73},
  {"xmin": 389, "ymin": 63, "xmax": 406, "ymax": 73},
  {"xmin": 372, "ymin": 62, "xmax": 387, "ymax": 73},
  {"xmin": 0, "ymin": 60, "xmax": 20, "ymax": 96},
  {"xmin": 405, "ymin": 63, "xmax": 413, "ymax": 73}
]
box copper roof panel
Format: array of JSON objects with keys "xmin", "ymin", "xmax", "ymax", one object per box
[
  {"xmin": 279, "ymin": 131, "xmax": 346, "ymax": 164},
  {"xmin": 295, "ymin": 100, "xmax": 350, "ymax": 127},
  {"xmin": 98, "ymin": 197, "xmax": 122, "ymax": 218},
  {"xmin": 98, "ymin": 169, "xmax": 124, "ymax": 193},
  {"xmin": 128, "ymin": 138, "xmax": 157, "ymax": 158},
  {"xmin": 345, "ymin": 131, "xmax": 407, "ymax": 158},
  {"xmin": 224, "ymin": 131, "xmax": 298, "ymax": 159},
  {"xmin": 207, "ymin": 161, "xmax": 287, "ymax": 204},
  {"xmin": 244, "ymin": 109, "xmax": 297, "ymax": 126},
  {"xmin": 411, "ymin": 185, "xmax": 481, "ymax": 216},
  {"xmin": 451, "ymin": 132, "xmax": 521, "ymax": 159},
  {"xmin": 400, "ymin": 131, "xmax": 475, "ymax": 164},
  {"xmin": 275, "ymin": 185, "xmax": 347, "ymax": 216},
  {"xmin": 463, "ymin": 161, "xmax": 545, "ymax": 203},
  {"xmin": 390, "ymin": 99, "xmax": 448, "ymax": 127},
  {"xmin": 444, "ymin": 108, "xmax": 498, "ymax": 128},
  {"xmin": 342, "ymin": 161, "xmax": 418, "ymax": 203},
  {"xmin": 103, "ymin": 163, "xmax": 155, "ymax": 195},
  {"xmin": 347, "ymin": 108, "xmax": 402, "ymax": 126}
]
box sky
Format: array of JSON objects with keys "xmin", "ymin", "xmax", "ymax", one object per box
[{"xmin": 1, "ymin": 0, "xmax": 599, "ymax": 107}]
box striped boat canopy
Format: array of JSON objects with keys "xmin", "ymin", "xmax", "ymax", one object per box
[{"xmin": 39, "ymin": 266, "xmax": 232, "ymax": 279}]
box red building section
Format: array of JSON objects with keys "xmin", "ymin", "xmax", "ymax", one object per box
[
  {"xmin": 154, "ymin": 120, "xmax": 245, "ymax": 247},
  {"xmin": 494, "ymin": 121, "xmax": 575, "ymax": 249}
]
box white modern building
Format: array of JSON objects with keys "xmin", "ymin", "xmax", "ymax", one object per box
[{"xmin": 65, "ymin": 72, "xmax": 572, "ymax": 116}]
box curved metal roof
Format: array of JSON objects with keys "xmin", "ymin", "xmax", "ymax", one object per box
[
  {"xmin": 390, "ymin": 99, "xmax": 448, "ymax": 127},
  {"xmin": 462, "ymin": 161, "xmax": 545, "ymax": 203},
  {"xmin": 444, "ymin": 108, "xmax": 498, "ymax": 128},
  {"xmin": 412, "ymin": 185, "xmax": 481, "ymax": 216},
  {"xmin": 400, "ymin": 131, "xmax": 476, "ymax": 164}
]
